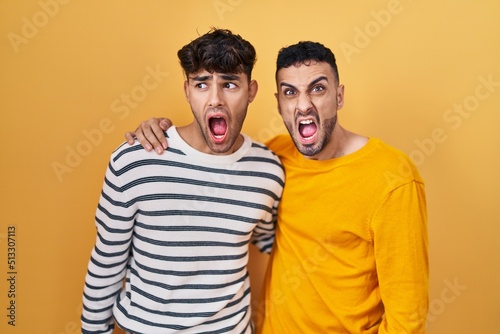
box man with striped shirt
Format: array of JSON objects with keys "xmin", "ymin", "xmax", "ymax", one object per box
[{"xmin": 81, "ymin": 28, "xmax": 284, "ymax": 334}]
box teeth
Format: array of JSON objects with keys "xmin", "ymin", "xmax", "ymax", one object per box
[{"xmin": 300, "ymin": 120, "xmax": 313, "ymax": 124}]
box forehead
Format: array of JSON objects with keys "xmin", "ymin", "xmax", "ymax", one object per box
[
  {"xmin": 277, "ymin": 61, "xmax": 335, "ymax": 86},
  {"xmin": 189, "ymin": 69, "xmax": 247, "ymax": 81}
]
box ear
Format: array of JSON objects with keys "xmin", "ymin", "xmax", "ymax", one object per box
[
  {"xmin": 274, "ymin": 92, "xmax": 282, "ymax": 115},
  {"xmin": 247, "ymin": 80, "xmax": 258, "ymax": 103},
  {"xmin": 336, "ymin": 84, "xmax": 345, "ymax": 109},
  {"xmin": 183, "ymin": 80, "xmax": 190, "ymax": 102}
]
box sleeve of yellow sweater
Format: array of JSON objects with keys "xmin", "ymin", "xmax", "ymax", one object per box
[{"xmin": 371, "ymin": 179, "xmax": 429, "ymax": 333}]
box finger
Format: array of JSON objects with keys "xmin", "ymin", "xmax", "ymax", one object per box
[
  {"xmin": 147, "ymin": 120, "xmax": 169, "ymax": 153},
  {"xmin": 159, "ymin": 118, "xmax": 172, "ymax": 130},
  {"xmin": 135, "ymin": 121, "xmax": 156, "ymax": 152},
  {"xmin": 124, "ymin": 131, "xmax": 136, "ymax": 145},
  {"xmin": 157, "ymin": 118, "xmax": 172, "ymax": 149},
  {"xmin": 138, "ymin": 120, "xmax": 168, "ymax": 153}
]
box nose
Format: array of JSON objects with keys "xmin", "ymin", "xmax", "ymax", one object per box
[
  {"xmin": 295, "ymin": 93, "xmax": 313, "ymax": 114},
  {"xmin": 209, "ymin": 86, "xmax": 223, "ymax": 107}
]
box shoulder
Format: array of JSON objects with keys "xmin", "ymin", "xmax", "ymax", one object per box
[
  {"xmin": 371, "ymin": 139, "xmax": 414, "ymax": 166},
  {"xmin": 264, "ymin": 134, "xmax": 294, "ymax": 158},
  {"xmin": 107, "ymin": 138, "xmax": 181, "ymax": 179},
  {"xmin": 248, "ymin": 138, "xmax": 280, "ymax": 158},
  {"xmin": 110, "ymin": 130, "xmax": 183, "ymax": 168},
  {"xmin": 109, "ymin": 140, "xmax": 153, "ymax": 167},
  {"xmin": 368, "ymin": 138, "xmax": 424, "ymax": 186},
  {"xmin": 244, "ymin": 137, "xmax": 284, "ymax": 171}
]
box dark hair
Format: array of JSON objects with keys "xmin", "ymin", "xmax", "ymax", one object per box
[
  {"xmin": 178, "ymin": 28, "xmax": 256, "ymax": 81},
  {"xmin": 275, "ymin": 41, "xmax": 339, "ymax": 82}
]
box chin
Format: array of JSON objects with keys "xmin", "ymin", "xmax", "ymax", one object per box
[
  {"xmin": 207, "ymin": 142, "xmax": 233, "ymax": 155},
  {"xmin": 291, "ymin": 139, "xmax": 319, "ymax": 157},
  {"xmin": 299, "ymin": 147, "xmax": 321, "ymax": 157}
]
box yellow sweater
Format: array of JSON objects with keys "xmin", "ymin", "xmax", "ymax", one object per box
[{"xmin": 257, "ymin": 135, "xmax": 429, "ymax": 333}]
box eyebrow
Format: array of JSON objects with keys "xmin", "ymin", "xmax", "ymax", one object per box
[
  {"xmin": 280, "ymin": 76, "xmax": 329, "ymax": 91},
  {"xmin": 191, "ymin": 73, "xmax": 241, "ymax": 82}
]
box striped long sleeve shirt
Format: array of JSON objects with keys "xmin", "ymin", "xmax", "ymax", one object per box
[{"xmin": 81, "ymin": 127, "xmax": 284, "ymax": 334}]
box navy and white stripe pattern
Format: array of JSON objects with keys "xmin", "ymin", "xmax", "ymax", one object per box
[{"xmin": 81, "ymin": 127, "xmax": 284, "ymax": 334}]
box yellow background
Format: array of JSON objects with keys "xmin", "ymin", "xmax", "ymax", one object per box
[{"xmin": 1, "ymin": 0, "xmax": 499, "ymax": 333}]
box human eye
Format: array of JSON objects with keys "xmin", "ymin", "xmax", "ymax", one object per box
[
  {"xmin": 195, "ymin": 82, "xmax": 207, "ymax": 89},
  {"xmin": 223, "ymin": 82, "xmax": 237, "ymax": 89},
  {"xmin": 283, "ymin": 88, "xmax": 296, "ymax": 96},
  {"xmin": 311, "ymin": 85, "xmax": 325, "ymax": 93}
]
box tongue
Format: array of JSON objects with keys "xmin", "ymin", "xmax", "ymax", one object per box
[
  {"xmin": 211, "ymin": 118, "xmax": 227, "ymax": 136},
  {"xmin": 299, "ymin": 123, "xmax": 317, "ymax": 138}
]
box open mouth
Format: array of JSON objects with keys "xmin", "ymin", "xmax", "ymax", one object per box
[
  {"xmin": 209, "ymin": 116, "xmax": 228, "ymax": 142},
  {"xmin": 298, "ymin": 118, "xmax": 318, "ymax": 142}
]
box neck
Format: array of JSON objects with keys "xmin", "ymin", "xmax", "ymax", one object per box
[{"xmin": 311, "ymin": 125, "xmax": 368, "ymax": 160}]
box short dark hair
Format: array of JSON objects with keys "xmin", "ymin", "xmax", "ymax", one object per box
[
  {"xmin": 275, "ymin": 41, "xmax": 339, "ymax": 83},
  {"xmin": 178, "ymin": 28, "xmax": 257, "ymax": 81}
]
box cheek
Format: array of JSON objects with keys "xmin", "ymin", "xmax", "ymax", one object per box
[
  {"xmin": 278, "ymin": 97, "xmax": 293, "ymax": 113},
  {"xmin": 227, "ymin": 96, "xmax": 249, "ymax": 121},
  {"xmin": 317, "ymin": 93, "xmax": 337, "ymax": 106}
]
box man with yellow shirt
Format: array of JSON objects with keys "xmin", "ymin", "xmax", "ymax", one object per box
[{"xmin": 126, "ymin": 40, "xmax": 429, "ymax": 333}]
